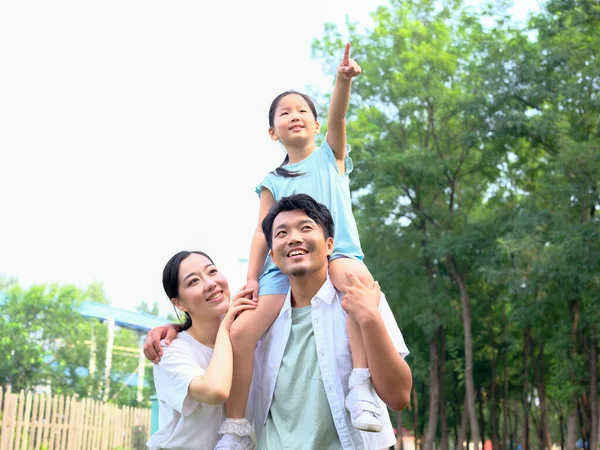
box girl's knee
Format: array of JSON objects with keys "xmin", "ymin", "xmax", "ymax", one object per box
[{"xmin": 330, "ymin": 258, "xmax": 374, "ymax": 288}]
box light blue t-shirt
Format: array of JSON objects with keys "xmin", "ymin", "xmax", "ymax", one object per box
[
  {"xmin": 255, "ymin": 139, "xmax": 364, "ymax": 278},
  {"xmin": 257, "ymin": 306, "xmax": 343, "ymax": 450}
]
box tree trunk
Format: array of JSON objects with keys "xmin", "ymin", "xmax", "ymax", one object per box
[
  {"xmin": 511, "ymin": 404, "xmax": 519, "ymax": 450},
  {"xmin": 522, "ymin": 326, "xmax": 532, "ymax": 450},
  {"xmin": 423, "ymin": 338, "xmax": 440, "ymax": 450},
  {"xmin": 398, "ymin": 412, "xmax": 405, "ymax": 450},
  {"xmin": 446, "ymin": 255, "xmax": 480, "ymax": 450},
  {"xmin": 453, "ymin": 403, "xmax": 460, "ymax": 450},
  {"xmin": 535, "ymin": 342, "xmax": 552, "ymax": 450},
  {"xmin": 477, "ymin": 384, "xmax": 486, "ymax": 447},
  {"xmin": 530, "ymin": 405, "xmax": 541, "ymax": 450},
  {"xmin": 577, "ymin": 397, "xmax": 588, "ymax": 449},
  {"xmin": 414, "ymin": 386, "xmax": 421, "ymax": 450},
  {"xmin": 566, "ymin": 408, "xmax": 577, "ymax": 450},
  {"xmin": 491, "ymin": 350, "xmax": 500, "ymax": 450},
  {"xmin": 566, "ymin": 300, "xmax": 580, "ymax": 450},
  {"xmin": 457, "ymin": 395, "xmax": 469, "ymax": 450},
  {"xmin": 589, "ymin": 330, "xmax": 598, "ymax": 450},
  {"xmin": 503, "ymin": 304, "xmax": 509, "ymax": 450},
  {"xmin": 440, "ymin": 327, "xmax": 449, "ymax": 450},
  {"xmin": 558, "ymin": 403, "xmax": 565, "ymax": 450}
]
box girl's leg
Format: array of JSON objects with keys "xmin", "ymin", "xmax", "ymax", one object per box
[
  {"xmin": 226, "ymin": 294, "xmax": 285, "ymax": 418},
  {"xmin": 328, "ymin": 257, "xmax": 375, "ymax": 369},
  {"xmin": 329, "ymin": 257, "xmax": 383, "ymax": 433}
]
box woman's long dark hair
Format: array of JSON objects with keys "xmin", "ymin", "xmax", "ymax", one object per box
[
  {"xmin": 268, "ymin": 90, "xmax": 319, "ymax": 178},
  {"xmin": 162, "ymin": 250, "xmax": 214, "ymax": 331}
]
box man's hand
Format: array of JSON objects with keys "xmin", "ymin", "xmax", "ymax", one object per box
[
  {"xmin": 144, "ymin": 323, "xmax": 181, "ymax": 364},
  {"xmin": 340, "ymin": 272, "xmax": 380, "ymax": 326},
  {"xmin": 337, "ymin": 42, "xmax": 362, "ymax": 80}
]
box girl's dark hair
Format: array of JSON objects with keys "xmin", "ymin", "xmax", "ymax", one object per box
[
  {"xmin": 268, "ymin": 90, "xmax": 318, "ymax": 178},
  {"xmin": 261, "ymin": 193, "xmax": 335, "ymax": 250},
  {"xmin": 162, "ymin": 250, "xmax": 214, "ymax": 332}
]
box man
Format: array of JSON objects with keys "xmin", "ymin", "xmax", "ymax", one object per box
[
  {"xmin": 144, "ymin": 194, "xmax": 412, "ymax": 449},
  {"xmin": 249, "ymin": 193, "xmax": 411, "ymax": 449}
]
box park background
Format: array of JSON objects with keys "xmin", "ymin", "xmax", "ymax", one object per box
[{"xmin": 1, "ymin": 0, "xmax": 598, "ymax": 449}]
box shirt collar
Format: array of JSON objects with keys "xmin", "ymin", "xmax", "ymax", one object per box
[
  {"xmin": 313, "ymin": 273, "xmax": 337, "ymax": 304},
  {"xmin": 281, "ymin": 272, "xmax": 337, "ymax": 311}
]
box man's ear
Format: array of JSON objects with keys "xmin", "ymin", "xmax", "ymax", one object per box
[
  {"xmin": 268, "ymin": 127, "xmax": 279, "ymax": 141},
  {"xmin": 325, "ymin": 236, "xmax": 334, "ymax": 256}
]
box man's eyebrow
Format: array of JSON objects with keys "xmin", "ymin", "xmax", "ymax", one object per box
[
  {"xmin": 182, "ymin": 264, "xmax": 214, "ymax": 282},
  {"xmin": 274, "ymin": 219, "xmax": 315, "ymax": 231}
]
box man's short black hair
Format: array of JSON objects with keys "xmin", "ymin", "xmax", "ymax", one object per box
[{"xmin": 261, "ymin": 194, "xmax": 335, "ymax": 249}]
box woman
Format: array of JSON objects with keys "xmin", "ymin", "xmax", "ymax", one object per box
[{"xmin": 146, "ymin": 250, "xmax": 256, "ymax": 450}]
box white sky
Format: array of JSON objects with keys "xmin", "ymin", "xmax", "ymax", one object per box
[{"xmin": 0, "ymin": 0, "xmax": 539, "ymax": 318}]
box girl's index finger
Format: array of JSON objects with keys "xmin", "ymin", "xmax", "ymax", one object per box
[{"xmin": 342, "ymin": 42, "xmax": 351, "ymax": 66}]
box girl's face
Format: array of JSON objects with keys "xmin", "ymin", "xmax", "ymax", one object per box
[
  {"xmin": 269, "ymin": 94, "xmax": 320, "ymax": 145},
  {"xmin": 172, "ymin": 253, "xmax": 231, "ymax": 321}
]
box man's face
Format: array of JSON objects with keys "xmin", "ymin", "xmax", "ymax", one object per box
[{"xmin": 269, "ymin": 209, "xmax": 333, "ymax": 278}]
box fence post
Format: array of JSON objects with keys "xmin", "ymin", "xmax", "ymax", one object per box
[{"xmin": 0, "ymin": 392, "xmax": 17, "ymax": 450}]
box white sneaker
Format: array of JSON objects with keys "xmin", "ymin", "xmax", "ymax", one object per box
[
  {"xmin": 345, "ymin": 369, "xmax": 383, "ymax": 433},
  {"xmin": 215, "ymin": 418, "xmax": 255, "ymax": 450},
  {"xmin": 214, "ymin": 433, "xmax": 254, "ymax": 450}
]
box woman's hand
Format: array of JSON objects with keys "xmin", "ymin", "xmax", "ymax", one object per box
[{"xmin": 221, "ymin": 287, "xmax": 257, "ymax": 332}]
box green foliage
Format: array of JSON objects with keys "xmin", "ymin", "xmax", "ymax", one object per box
[
  {"xmin": 313, "ymin": 0, "xmax": 599, "ymax": 444},
  {"xmin": 0, "ymin": 282, "xmax": 85, "ymax": 390},
  {"xmin": 0, "ymin": 280, "xmax": 154, "ymax": 407}
]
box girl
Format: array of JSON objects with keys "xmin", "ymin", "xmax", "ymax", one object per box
[
  {"xmin": 147, "ymin": 251, "xmax": 256, "ymax": 450},
  {"xmin": 218, "ymin": 42, "xmax": 383, "ymax": 448}
]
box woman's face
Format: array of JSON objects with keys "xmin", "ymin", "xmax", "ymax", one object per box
[{"xmin": 173, "ymin": 253, "xmax": 231, "ymax": 320}]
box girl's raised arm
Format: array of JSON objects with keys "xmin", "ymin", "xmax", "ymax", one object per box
[{"xmin": 326, "ymin": 42, "xmax": 361, "ymax": 168}]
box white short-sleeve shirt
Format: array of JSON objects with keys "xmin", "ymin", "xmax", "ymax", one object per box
[
  {"xmin": 146, "ymin": 331, "xmax": 225, "ymax": 450},
  {"xmin": 250, "ymin": 275, "xmax": 410, "ymax": 449}
]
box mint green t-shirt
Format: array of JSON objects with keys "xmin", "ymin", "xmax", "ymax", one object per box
[{"xmin": 257, "ymin": 306, "xmax": 343, "ymax": 450}]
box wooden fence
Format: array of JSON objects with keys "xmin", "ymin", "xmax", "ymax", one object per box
[{"xmin": 0, "ymin": 387, "xmax": 151, "ymax": 450}]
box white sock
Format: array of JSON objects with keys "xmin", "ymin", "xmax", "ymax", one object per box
[
  {"xmin": 218, "ymin": 418, "xmax": 252, "ymax": 437},
  {"xmin": 349, "ymin": 368, "xmax": 371, "ymax": 389}
]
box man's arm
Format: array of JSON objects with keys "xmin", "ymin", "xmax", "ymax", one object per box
[
  {"xmin": 144, "ymin": 323, "xmax": 183, "ymax": 364},
  {"xmin": 340, "ymin": 273, "xmax": 412, "ymax": 411}
]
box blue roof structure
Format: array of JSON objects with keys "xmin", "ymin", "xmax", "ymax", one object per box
[
  {"xmin": 79, "ymin": 301, "xmax": 170, "ymax": 332},
  {"xmin": 0, "ymin": 292, "xmax": 169, "ymax": 333}
]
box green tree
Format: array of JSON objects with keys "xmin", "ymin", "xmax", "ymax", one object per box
[
  {"xmin": 311, "ymin": 0, "xmax": 599, "ymax": 448},
  {"xmin": 0, "ymin": 282, "xmax": 86, "ymax": 390}
]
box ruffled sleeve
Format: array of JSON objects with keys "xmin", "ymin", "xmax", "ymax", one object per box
[
  {"xmin": 320, "ymin": 137, "xmax": 354, "ymax": 175},
  {"xmin": 255, "ymin": 174, "xmax": 276, "ymax": 198}
]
